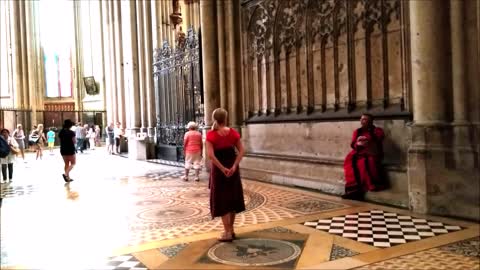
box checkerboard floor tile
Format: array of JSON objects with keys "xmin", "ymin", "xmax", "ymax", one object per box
[
  {"xmin": 93, "ymin": 255, "xmax": 148, "ymax": 270},
  {"xmin": 303, "ymin": 209, "xmax": 463, "ymax": 248}
]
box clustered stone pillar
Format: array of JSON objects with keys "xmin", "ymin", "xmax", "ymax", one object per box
[
  {"xmin": 101, "ymin": 1, "xmax": 113, "ymax": 124},
  {"xmin": 450, "ymin": 0, "xmax": 476, "ymax": 169},
  {"xmin": 144, "ymin": 1, "xmax": 156, "ymax": 138},
  {"xmin": 408, "ymin": 0, "xmax": 450, "ymax": 214},
  {"xmin": 12, "ymin": 1, "xmax": 26, "ymax": 114},
  {"xmin": 114, "ymin": 1, "xmax": 126, "ymax": 128},
  {"xmin": 226, "ymin": 0, "xmax": 242, "ymax": 128},
  {"xmin": 127, "ymin": 1, "xmax": 142, "ymax": 133},
  {"xmin": 200, "ymin": 0, "xmax": 220, "ymax": 127},
  {"xmin": 216, "ymin": 0, "xmax": 227, "ymax": 111},
  {"xmin": 408, "ymin": 0, "xmax": 479, "ymax": 220}
]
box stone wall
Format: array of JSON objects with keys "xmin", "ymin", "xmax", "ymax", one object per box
[{"xmin": 241, "ymin": 120, "xmax": 410, "ymax": 208}]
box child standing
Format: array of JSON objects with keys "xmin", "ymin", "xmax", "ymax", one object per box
[
  {"xmin": 47, "ymin": 128, "xmax": 55, "ymax": 154},
  {"xmin": 183, "ymin": 121, "xmax": 203, "ymax": 181}
]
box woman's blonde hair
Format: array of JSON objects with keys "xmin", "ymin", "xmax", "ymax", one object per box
[
  {"xmin": 211, "ymin": 108, "xmax": 227, "ymax": 130},
  {"xmin": 37, "ymin": 124, "xmax": 44, "ymax": 131}
]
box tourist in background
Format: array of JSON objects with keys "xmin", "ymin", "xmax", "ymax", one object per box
[
  {"xmin": 0, "ymin": 129, "xmax": 18, "ymax": 183},
  {"xmin": 12, "ymin": 124, "xmax": 26, "ymax": 161},
  {"xmin": 87, "ymin": 125, "xmax": 96, "ymax": 150},
  {"xmin": 94, "ymin": 125, "xmax": 101, "ymax": 147},
  {"xmin": 105, "ymin": 122, "xmax": 115, "ymax": 154},
  {"xmin": 75, "ymin": 123, "xmax": 85, "ymax": 153},
  {"xmin": 59, "ymin": 119, "xmax": 76, "ymax": 182},
  {"xmin": 33, "ymin": 124, "xmax": 46, "ymax": 160},
  {"xmin": 114, "ymin": 122, "xmax": 123, "ymax": 154},
  {"xmin": 47, "ymin": 128, "xmax": 55, "ymax": 154},
  {"xmin": 183, "ymin": 121, "xmax": 202, "ymax": 182},
  {"xmin": 83, "ymin": 124, "xmax": 90, "ymax": 150},
  {"xmin": 206, "ymin": 108, "xmax": 245, "ymax": 242}
]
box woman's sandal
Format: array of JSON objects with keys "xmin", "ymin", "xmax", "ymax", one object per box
[{"xmin": 218, "ymin": 232, "xmax": 233, "ymax": 242}]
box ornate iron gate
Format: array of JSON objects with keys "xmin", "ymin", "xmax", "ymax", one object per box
[{"xmin": 153, "ymin": 28, "xmax": 204, "ymax": 162}]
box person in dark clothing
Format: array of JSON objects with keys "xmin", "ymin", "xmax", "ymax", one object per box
[
  {"xmin": 59, "ymin": 119, "xmax": 76, "ymax": 182},
  {"xmin": 206, "ymin": 108, "xmax": 245, "ymax": 242}
]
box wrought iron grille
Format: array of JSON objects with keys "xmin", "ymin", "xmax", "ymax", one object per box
[{"xmin": 153, "ymin": 28, "xmax": 204, "ymax": 161}]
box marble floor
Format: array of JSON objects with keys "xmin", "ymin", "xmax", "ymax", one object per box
[{"xmin": 1, "ymin": 148, "xmax": 478, "ymax": 269}]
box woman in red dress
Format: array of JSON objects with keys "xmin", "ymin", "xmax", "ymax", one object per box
[
  {"xmin": 343, "ymin": 114, "xmax": 386, "ymax": 200},
  {"xmin": 206, "ymin": 108, "xmax": 245, "ymax": 242}
]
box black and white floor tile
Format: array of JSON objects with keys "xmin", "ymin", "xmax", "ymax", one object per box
[
  {"xmin": 304, "ymin": 209, "xmax": 463, "ymax": 248},
  {"xmin": 93, "ymin": 255, "xmax": 148, "ymax": 270}
]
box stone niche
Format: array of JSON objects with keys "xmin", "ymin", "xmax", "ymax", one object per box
[{"xmin": 241, "ymin": 119, "xmax": 410, "ymax": 208}]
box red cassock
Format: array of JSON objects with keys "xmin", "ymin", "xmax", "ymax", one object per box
[
  {"xmin": 343, "ymin": 126, "xmax": 386, "ymax": 195},
  {"xmin": 206, "ymin": 128, "xmax": 246, "ymax": 218}
]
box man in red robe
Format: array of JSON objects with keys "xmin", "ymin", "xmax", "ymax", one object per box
[{"xmin": 342, "ymin": 113, "xmax": 386, "ymax": 200}]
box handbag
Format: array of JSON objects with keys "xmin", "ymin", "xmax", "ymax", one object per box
[{"xmin": 29, "ymin": 134, "xmax": 40, "ymax": 144}]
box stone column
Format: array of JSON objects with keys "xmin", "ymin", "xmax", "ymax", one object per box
[
  {"xmin": 136, "ymin": 0, "xmax": 147, "ymax": 131},
  {"xmin": 200, "ymin": 0, "xmax": 220, "ymax": 170},
  {"xmin": 157, "ymin": 1, "xmax": 164, "ymax": 47},
  {"xmin": 200, "ymin": 0, "xmax": 220, "ymax": 127},
  {"xmin": 19, "ymin": 2, "xmax": 31, "ymax": 124},
  {"xmin": 408, "ymin": 0, "xmax": 478, "ymax": 219},
  {"xmin": 226, "ymin": 0, "xmax": 241, "ymax": 128},
  {"xmin": 217, "ymin": 0, "xmax": 227, "ymax": 111},
  {"xmin": 12, "ymin": 1, "xmax": 24, "ymax": 110},
  {"xmin": 114, "ymin": 1, "xmax": 126, "ymax": 128},
  {"xmin": 193, "ymin": 1, "xmax": 200, "ymax": 30},
  {"xmin": 108, "ymin": 1, "xmax": 118, "ymax": 123},
  {"xmin": 101, "ymin": 0, "xmax": 114, "ymax": 124},
  {"xmin": 451, "ymin": 0, "xmax": 468, "ymax": 124},
  {"xmin": 408, "ymin": 1, "xmax": 450, "ymax": 214},
  {"xmin": 410, "ymin": 1, "xmax": 449, "ymax": 124},
  {"xmin": 25, "ymin": 2, "xmax": 38, "ymax": 123},
  {"xmin": 162, "ymin": 1, "xmax": 167, "ymax": 45},
  {"xmin": 450, "ymin": 0, "xmax": 476, "ymax": 169},
  {"xmin": 129, "ymin": 1, "xmax": 141, "ymax": 131},
  {"xmin": 144, "ymin": 0, "xmax": 156, "ymax": 137}
]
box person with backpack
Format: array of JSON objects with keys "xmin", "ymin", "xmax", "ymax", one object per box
[{"xmin": 0, "ymin": 129, "xmax": 18, "ymax": 183}]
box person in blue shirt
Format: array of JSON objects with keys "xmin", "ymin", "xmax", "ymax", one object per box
[{"xmin": 47, "ymin": 128, "xmax": 55, "ymax": 154}]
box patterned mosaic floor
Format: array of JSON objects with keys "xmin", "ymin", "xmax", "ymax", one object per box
[{"xmin": 0, "ymin": 149, "xmax": 478, "ymax": 269}]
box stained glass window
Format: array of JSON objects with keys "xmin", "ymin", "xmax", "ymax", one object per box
[{"xmin": 39, "ymin": 0, "xmax": 74, "ymax": 98}]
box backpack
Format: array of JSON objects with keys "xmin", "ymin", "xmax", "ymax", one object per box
[{"xmin": 0, "ymin": 136, "xmax": 10, "ymax": 158}]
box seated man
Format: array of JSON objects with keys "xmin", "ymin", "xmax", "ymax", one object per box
[{"xmin": 342, "ymin": 113, "xmax": 386, "ymax": 200}]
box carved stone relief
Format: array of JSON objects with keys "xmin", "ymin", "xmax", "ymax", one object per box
[{"xmin": 241, "ymin": 0, "xmax": 407, "ymax": 122}]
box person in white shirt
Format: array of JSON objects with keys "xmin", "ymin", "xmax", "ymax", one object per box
[{"xmin": 113, "ymin": 122, "xmax": 124, "ymax": 154}]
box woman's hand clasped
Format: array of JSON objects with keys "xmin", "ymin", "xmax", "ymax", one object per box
[{"xmin": 221, "ymin": 164, "xmax": 237, "ymax": 178}]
